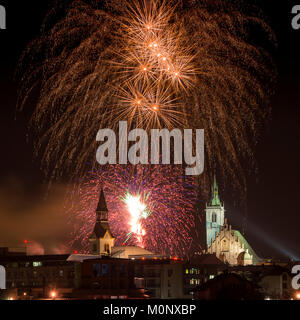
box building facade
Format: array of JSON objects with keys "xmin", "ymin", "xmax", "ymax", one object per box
[{"xmin": 205, "ymin": 176, "xmax": 260, "ymax": 266}]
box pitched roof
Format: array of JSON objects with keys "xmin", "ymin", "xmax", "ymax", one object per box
[
  {"xmin": 93, "ymin": 221, "xmax": 113, "ymax": 238},
  {"xmin": 193, "ymin": 272, "xmax": 255, "ymax": 291},
  {"xmin": 190, "ymin": 254, "xmax": 226, "ymax": 266},
  {"xmin": 233, "ymin": 230, "xmax": 261, "ymax": 264},
  {"xmin": 96, "ymin": 189, "xmax": 108, "ymax": 212}
]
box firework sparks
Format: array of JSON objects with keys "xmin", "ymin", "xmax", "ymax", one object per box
[
  {"xmin": 70, "ymin": 164, "xmax": 199, "ymax": 257},
  {"xmin": 122, "ymin": 191, "xmax": 150, "ymax": 246},
  {"xmin": 17, "ymin": 0, "xmax": 277, "ymax": 193}
]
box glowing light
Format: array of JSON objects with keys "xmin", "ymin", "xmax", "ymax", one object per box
[
  {"xmin": 24, "ymin": 240, "xmax": 28, "ymax": 244},
  {"xmin": 50, "ymin": 291, "xmax": 56, "ymax": 299},
  {"xmin": 19, "ymin": 0, "xmax": 277, "ymax": 257},
  {"xmin": 17, "ymin": 0, "xmax": 277, "ymax": 195},
  {"xmin": 70, "ymin": 164, "xmax": 198, "ymax": 257},
  {"xmin": 296, "ymin": 293, "xmax": 300, "ymax": 300},
  {"xmin": 123, "ymin": 192, "xmax": 150, "ymax": 246}
]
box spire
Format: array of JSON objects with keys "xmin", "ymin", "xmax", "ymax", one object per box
[
  {"xmin": 92, "ymin": 188, "xmax": 113, "ymax": 238},
  {"xmin": 96, "ymin": 188, "xmax": 108, "ymax": 221},
  {"xmin": 97, "ymin": 188, "xmax": 108, "ymax": 212},
  {"xmin": 209, "ymin": 174, "xmax": 222, "ymax": 206}
]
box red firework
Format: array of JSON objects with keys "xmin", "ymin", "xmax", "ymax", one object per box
[{"xmin": 69, "ymin": 164, "xmax": 199, "ymax": 257}]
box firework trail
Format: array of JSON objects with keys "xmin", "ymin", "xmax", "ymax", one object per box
[
  {"xmin": 70, "ymin": 164, "xmax": 199, "ymax": 257},
  {"xmin": 17, "ymin": 0, "xmax": 276, "ymax": 193}
]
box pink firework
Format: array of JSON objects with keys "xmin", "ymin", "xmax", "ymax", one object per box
[{"xmin": 70, "ymin": 164, "xmax": 199, "ymax": 257}]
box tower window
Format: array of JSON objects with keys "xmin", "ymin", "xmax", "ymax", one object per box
[
  {"xmin": 104, "ymin": 243, "xmax": 110, "ymax": 253},
  {"xmin": 212, "ymin": 212, "xmax": 217, "ymax": 223}
]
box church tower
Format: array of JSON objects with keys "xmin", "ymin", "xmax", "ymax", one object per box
[
  {"xmin": 88, "ymin": 189, "xmax": 115, "ymax": 256},
  {"xmin": 205, "ymin": 175, "xmax": 225, "ymax": 248}
]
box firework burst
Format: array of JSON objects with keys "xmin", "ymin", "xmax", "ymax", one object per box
[
  {"xmin": 122, "ymin": 191, "xmax": 150, "ymax": 246},
  {"xmin": 70, "ymin": 164, "xmax": 199, "ymax": 257},
  {"xmin": 17, "ymin": 0, "xmax": 276, "ymax": 193}
]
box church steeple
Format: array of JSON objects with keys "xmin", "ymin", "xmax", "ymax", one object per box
[
  {"xmin": 205, "ymin": 174, "xmax": 225, "ymax": 248},
  {"xmin": 96, "ymin": 188, "xmax": 108, "ymax": 221},
  {"xmin": 89, "ymin": 188, "xmax": 115, "ymax": 256},
  {"xmin": 209, "ymin": 174, "xmax": 221, "ymax": 207}
]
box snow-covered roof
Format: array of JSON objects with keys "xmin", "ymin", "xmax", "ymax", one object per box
[{"xmin": 67, "ymin": 254, "xmax": 101, "ymax": 262}]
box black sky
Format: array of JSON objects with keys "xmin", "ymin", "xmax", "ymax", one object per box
[{"xmin": 0, "ymin": 0, "xmax": 299, "ymax": 258}]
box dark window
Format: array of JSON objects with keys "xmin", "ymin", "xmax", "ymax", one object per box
[
  {"xmin": 212, "ymin": 212, "xmax": 217, "ymax": 223},
  {"xmin": 282, "ymin": 274, "xmax": 288, "ymax": 281},
  {"xmin": 111, "ymin": 264, "xmax": 116, "ymax": 275},
  {"xmin": 93, "ymin": 263, "xmax": 101, "ymax": 278},
  {"xmin": 283, "ymin": 283, "xmax": 287, "ymax": 289},
  {"xmin": 102, "ymin": 264, "xmax": 109, "ymax": 275},
  {"xmin": 120, "ymin": 263, "xmax": 126, "ymax": 275}
]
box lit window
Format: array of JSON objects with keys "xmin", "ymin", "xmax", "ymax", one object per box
[
  {"xmin": 59, "ymin": 270, "xmax": 64, "ymax": 277},
  {"xmin": 33, "ymin": 262, "xmax": 42, "ymax": 267}
]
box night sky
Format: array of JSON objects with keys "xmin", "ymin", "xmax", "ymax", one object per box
[{"xmin": 0, "ymin": 0, "xmax": 299, "ymax": 259}]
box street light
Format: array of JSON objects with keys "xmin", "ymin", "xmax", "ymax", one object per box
[{"xmin": 50, "ymin": 291, "xmax": 56, "ymax": 299}]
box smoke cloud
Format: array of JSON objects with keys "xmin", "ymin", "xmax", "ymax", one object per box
[{"xmin": 0, "ymin": 175, "xmax": 74, "ymax": 254}]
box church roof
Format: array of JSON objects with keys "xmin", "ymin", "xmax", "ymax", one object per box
[
  {"xmin": 233, "ymin": 230, "xmax": 261, "ymax": 265},
  {"xmin": 209, "ymin": 175, "xmax": 222, "ymax": 207},
  {"xmin": 93, "ymin": 220, "xmax": 113, "ymax": 238},
  {"xmin": 96, "ymin": 188, "xmax": 108, "ymax": 212}
]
